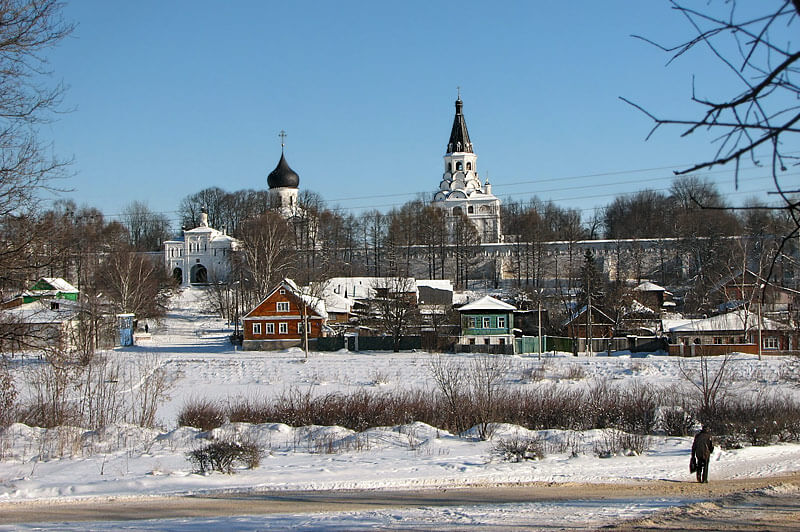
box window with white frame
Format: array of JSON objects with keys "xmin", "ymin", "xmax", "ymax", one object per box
[
  {"xmin": 483, "ymin": 317, "xmax": 491, "ymax": 329},
  {"xmin": 277, "ymin": 301, "xmax": 290, "ymax": 312},
  {"xmin": 266, "ymin": 322, "xmax": 275, "ymax": 334},
  {"xmin": 297, "ymin": 322, "xmax": 304, "ymax": 334},
  {"xmin": 497, "ymin": 316, "xmax": 506, "ymax": 329},
  {"xmin": 279, "ymin": 322, "xmax": 288, "ymax": 334},
  {"xmin": 763, "ymin": 336, "xmax": 779, "ymax": 350},
  {"xmin": 252, "ymin": 323, "xmax": 261, "ymax": 335}
]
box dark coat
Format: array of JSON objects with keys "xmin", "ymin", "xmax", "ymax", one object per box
[{"xmin": 692, "ymin": 429, "xmax": 714, "ymax": 462}]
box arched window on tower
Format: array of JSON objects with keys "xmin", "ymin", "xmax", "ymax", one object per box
[
  {"xmin": 466, "ymin": 162, "xmax": 472, "ymax": 171},
  {"xmin": 447, "ymin": 162, "xmax": 452, "ymax": 173},
  {"xmin": 467, "ymin": 206, "xmax": 474, "ymax": 214},
  {"xmin": 456, "ymin": 162, "xmax": 463, "ymax": 171}
]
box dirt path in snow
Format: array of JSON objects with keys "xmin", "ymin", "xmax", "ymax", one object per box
[{"xmin": 1, "ymin": 472, "xmax": 798, "ymax": 528}]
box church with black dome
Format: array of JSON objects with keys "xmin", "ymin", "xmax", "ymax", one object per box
[{"xmin": 268, "ymin": 132, "xmax": 301, "ymax": 218}]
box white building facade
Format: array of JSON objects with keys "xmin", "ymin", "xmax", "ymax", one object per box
[
  {"xmin": 164, "ymin": 210, "xmax": 239, "ymax": 286},
  {"xmin": 433, "ymin": 97, "xmax": 502, "ymax": 243}
]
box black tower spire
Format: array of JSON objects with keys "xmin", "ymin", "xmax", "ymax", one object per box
[{"xmin": 447, "ymin": 95, "xmax": 473, "ymax": 154}]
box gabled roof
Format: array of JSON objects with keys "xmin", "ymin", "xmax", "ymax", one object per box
[
  {"xmin": 32, "ymin": 278, "xmax": 78, "ymax": 293},
  {"xmin": 459, "ymin": 295, "xmax": 516, "ymax": 312},
  {"xmin": 668, "ymin": 309, "xmax": 787, "ymax": 333},
  {"xmin": 322, "ymin": 290, "xmax": 353, "ymax": 315},
  {"xmin": 634, "ymin": 281, "xmax": 666, "ymax": 293},
  {"xmin": 562, "ymin": 304, "xmax": 616, "ymax": 327},
  {"xmin": 243, "ymin": 278, "xmax": 327, "ymax": 320}
]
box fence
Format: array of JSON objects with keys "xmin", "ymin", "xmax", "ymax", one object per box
[
  {"xmin": 316, "ymin": 335, "xmax": 422, "ymax": 352},
  {"xmin": 668, "ymin": 343, "xmax": 758, "ymax": 357},
  {"xmin": 514, "ymin": 336, "xmax": 574, "ymax": 355},
  {"xmin": 454, "ymin": 343, "xmax": 515, "ymax": 355}
]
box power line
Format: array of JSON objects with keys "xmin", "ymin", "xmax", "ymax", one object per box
[{"xmin": 91, "ymin": 159, "xmax": 795, "ymax": 221}]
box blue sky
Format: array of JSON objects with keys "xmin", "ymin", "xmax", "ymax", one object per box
[{"xmin": 42, "ymin": 1, "xmax": 781, "ymax": 227}]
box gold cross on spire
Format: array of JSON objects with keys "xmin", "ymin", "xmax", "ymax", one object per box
[
  {"xmin": 279, "ymin": 130, "xmax": 287, "ymax": 150},
  {"xmin": 457, "ymin": 86, "xmax": 461, "ymax": 99}
]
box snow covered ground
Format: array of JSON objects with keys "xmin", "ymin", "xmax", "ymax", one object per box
[{"xmin": 1, "ymin": 286, "xmax": 799, "ymax": 530}]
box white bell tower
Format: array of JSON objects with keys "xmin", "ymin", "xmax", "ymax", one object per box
[{"xmin": 433, "ymin": 92, "xmax": 502, "ymax": 243}]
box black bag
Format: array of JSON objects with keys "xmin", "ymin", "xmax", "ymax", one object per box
[{"xmin": 690, "ymin": 456, "xmax": 697, "ymax": 473}]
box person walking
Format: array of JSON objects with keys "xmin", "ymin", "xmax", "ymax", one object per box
[{"xmin": 691, "ymin": 425, "xmax": 714, "ymax": 483}]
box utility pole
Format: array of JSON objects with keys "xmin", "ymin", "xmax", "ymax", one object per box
[
  {"xmin": 757, "ymin": 283, "xmax": 764, "ymax": 360},
  {"xmin": 537, "ymin": 294, "xmax": 543, "ymax": 360},
  {"xmin": 586, "ymin": 277, "xmax": 593, "ymax": 356}
]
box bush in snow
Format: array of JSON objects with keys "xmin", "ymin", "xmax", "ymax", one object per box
[
  {"xmin": 187, "ymin": 438, "xmax": 261, "ymax": 474},
  {"xmin": 659, "ymin": 407, "xmax": 695, "ymax": 437},
  {"xmin": 178, "ymin": 398, "xmax": 225, "ymax": 431},
  {"xmin": 704, "ymin": 392, "xmax": 800, "ymax": 448},
  {"xmin": 593, "ymin": 430, "xmax": 650, "ymax": 457},
  {"xmin": 493, "ymin": 434, "xmax": 545, "ymax": 462}
]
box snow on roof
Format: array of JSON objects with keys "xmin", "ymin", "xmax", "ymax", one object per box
[
  {"xmin": 668, "ymin": 309, "xmax": 787, "ymax": 333},
  {"xmin": 634, "ymin": 281, "xmax": 666, "ymax": 292},
  {"xmin": 287, "ymin": 279, "xmax": 328, "ymax": 319},
  {"xmin": 326, "ymin": 277, "xmax": 417, "ymax": 300},
  {"xmin": 662, "ymin": 318, "xmax": 691, "ymax": 331},
  {"xmin": 322, "ymin": 291, "xmax": 353, "ymax": 315},
  {"xmin": 458, "ymin": 295, "xmax": 516, "ymax": 312},
  {"xmin": 165, "ymin": 224, "xmax": 239, "ymax": 244},
  {"xmin": 243, "ymin": 279, "xmax": 328, "ymax": 320},
  {"xmin": 626, "ymin": 299, "xmax": 657, "ymax": 316},
  {"xmin": 37, "ymin": 278, "xmax": 78, "ymax": 293},
  {"xmin": 3, "ymin": 299, "xmax": 78, "ymax": 324},
  {"xmin": 416, "ymin": 279, "xmax": 453, "ymax": 292}
]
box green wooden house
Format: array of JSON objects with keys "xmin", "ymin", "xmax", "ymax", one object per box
[{"xmin": 458, "ymin": 295, "xmax": 516, "ymax": 348}]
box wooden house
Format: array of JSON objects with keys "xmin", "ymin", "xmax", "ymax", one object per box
[
  {"xmin": 562, "ymin": 304, "xmax": 616, "ymax": 340},
  {"xmin": 457, "ymin": 295, "xmax": 516, "ymax": 348},
  {"xmin": 667, "ymin": 309, "xmax": 797, "ymax": 355},
  {"xmin": 242, "ymin": 279, "xmax": 327, "ymax": 351}
]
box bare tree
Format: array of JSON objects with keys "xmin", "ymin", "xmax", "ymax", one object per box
[
  {"xmin": 468, "ymin": 354, "xmax": 511, "ymax": 440},
  {"xmin": 97, "ymin": 248, "xmax": 169, "ymax": 318},
  {"xmin": 121, "ymin": 201, "xmax": 171, "ymax": 251},
  {"xmin": 678, "ymin": 354, "xmax": 735, "ymax": 422},
  {"xmin": 178, "ymin": 187, "xmax": 228, "ymax": 230},
  {"xmin": 625, "ymin": 1, "xmax": 800, "ymax": 285},
  {"xmin": 368, "ymin": 276, "xmax": 419, "ymax": 352},
  {"xmin": 236, "ymin": 211, "xmax": 295, "ymax": 299},
  {"xmin": 0, "ymin": 0, "xmax": 72, "ymax": 218},
  {"xmin": 428, "ymin": 354, "xmax": 470, "ymax": 432},
  {"xmin": 0, "ymin": 0, "xmax": 72, "ymax": 302}
]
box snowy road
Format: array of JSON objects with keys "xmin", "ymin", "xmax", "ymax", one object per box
[{"xmin": 1, "ymin": 475, "xmax": 799, "ymax": 530}]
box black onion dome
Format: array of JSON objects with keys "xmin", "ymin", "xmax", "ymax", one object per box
[
  {"xmin": 267, "ymin": 152, "xmax": 300, "ymax": 189},
  {"xmin": 447, "ymin": 98, "xmax": 473, "ymax": 154}
]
